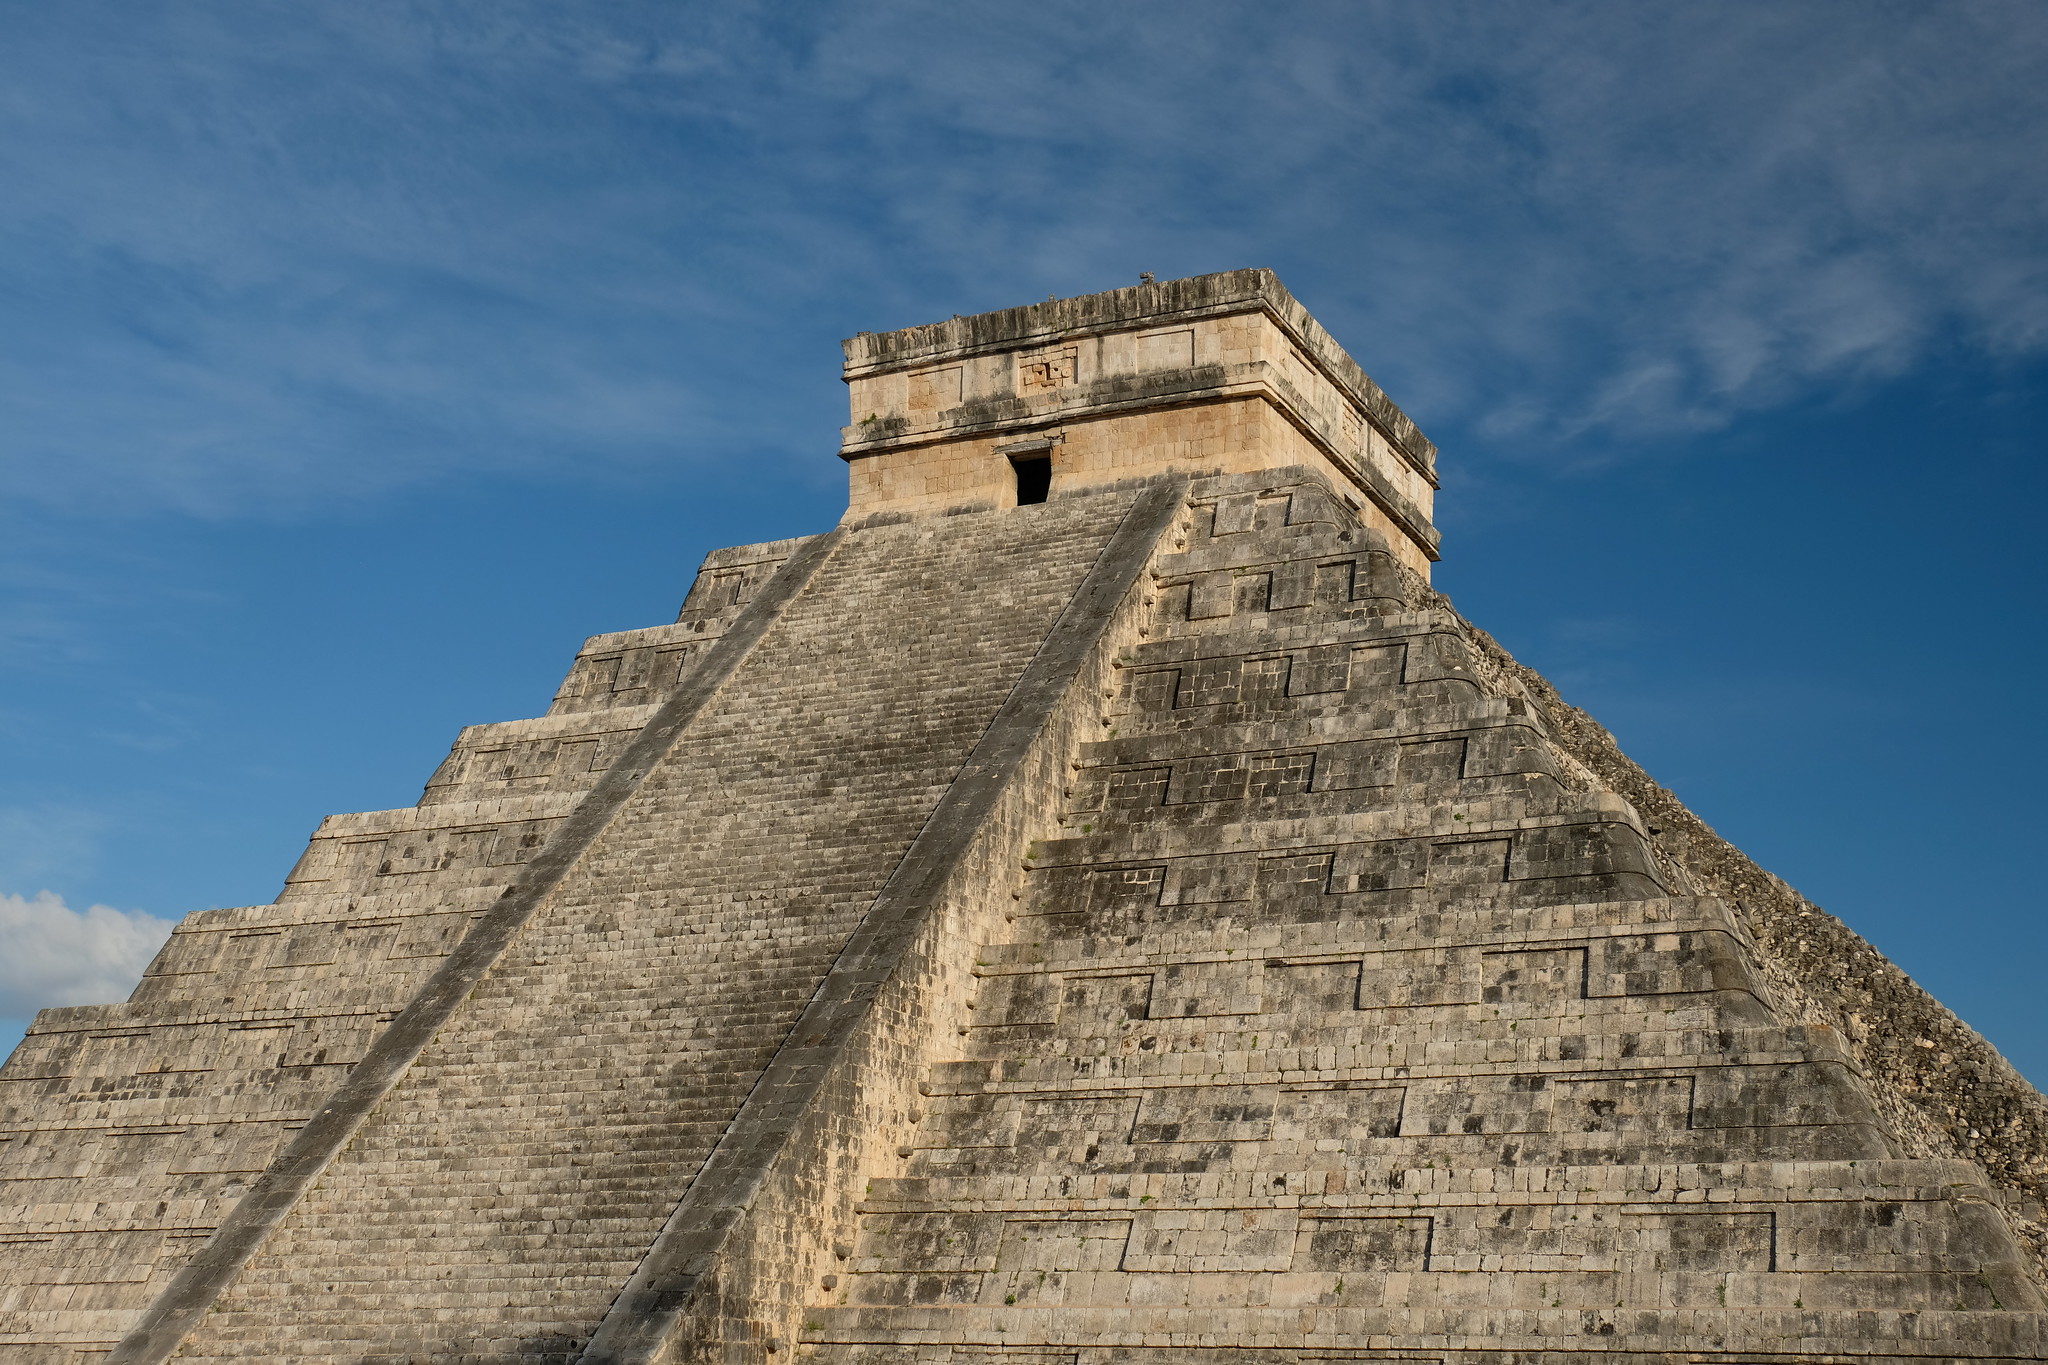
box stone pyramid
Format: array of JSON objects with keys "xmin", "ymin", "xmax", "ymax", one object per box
[{"xmin": 3, "ymin": 270, "xmax": 2044, "ymax": 1365}]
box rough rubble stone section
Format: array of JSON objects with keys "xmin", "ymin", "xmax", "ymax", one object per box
[
  {"xmin": 0, "ymin": 542, "xmax": 806, "ymax": 1363},
  {"xmin": 1448, "ymin": 609, "xmax": 2048, "ymax": 1288},
  {"xmin": 798, "ymin": 468, "xmax": 2048, "ymax": 1364},
  {"xmin": 167, "ymin": 489, "xmax": 1141, "ymax": 1364}
]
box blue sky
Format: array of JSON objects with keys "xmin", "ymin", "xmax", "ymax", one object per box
[{"xmin": 2, "ymin": 2, "xmax": 2045, "ymax": 1079}]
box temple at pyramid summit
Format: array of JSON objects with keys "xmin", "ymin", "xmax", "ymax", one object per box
[{"xmin": 5, "ymin": 269, "xmax": 2048, "ymax": 1364}]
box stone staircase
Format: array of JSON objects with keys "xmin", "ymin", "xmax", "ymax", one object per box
[{"xmin": 166, "ymin": 490, "xmax": 1141, "ymax": 1363}]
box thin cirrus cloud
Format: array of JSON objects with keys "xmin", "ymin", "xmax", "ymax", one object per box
[
  {"xmin": 0, "ymin": 1, "xmax": 2043, "ymax": 520},
  {"xmin": 791, "ymin": 3, "xmax": 2048, "ymax": 428}
]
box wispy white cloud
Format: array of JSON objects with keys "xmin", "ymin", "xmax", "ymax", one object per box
[
  {"xmin": 791, "ymin": 1, "xmax": 2048, "ymax": 439},
  {"xmin": 0, "ymin": 0, "xmax": 2042, "ymax": 514},
  {"xmin": 0, "ymin": 891, "xmax": 173, "ymax": 1017}
]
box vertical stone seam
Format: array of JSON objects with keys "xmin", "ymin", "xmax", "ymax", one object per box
[
  {"xmin": 576, "ymin": 476, "xmax": 1190, "ymax": 1365},
  {"xmin": 107, "ymin": 529, "xmax": 847, "ymax": 1365}
]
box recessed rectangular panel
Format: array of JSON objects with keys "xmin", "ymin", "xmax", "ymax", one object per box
[
  {"xmin": 1276, "ymin": 1083, "xmax": 1404, "ymax": 1142},
  {"xmin": 1255, "ymin": 850, "xmax": 1335, "ymax": 899},
  {"xmin": 1059, "ymin": 973, "xmax": 1154, "ymax": 1025},
  {"xmin": 854, "ymin": 1210, "xmax": 1000, "ymax": 1273},
  {"xmin": 1017, "ymin": 1093, "xmax": 1143, "ymax": 1161},
  {"xmin": 1294, "ymin": 1214, "xmax": 1433, "ymax": 1272},
  {"xmin": 1313, "ymin": 740, "xmax": 1397, "ymax": 792},
  {"xmin": 1397, "ymin": 737, "xmax": 1468, "ymax": 784},
  {"xmin": 1425, "ymin": 837, "xmax": 1510, "ymax": 886},
  {"xmin": 1624, "ymin": 1209, "xmax": 1774, "ymax": 1272},
  {"xmin": 1263, "ymin": 960, "xmax": 1362, "ymax": 1015},
  {"xmin": 995, "ymin": 1218, "xmax": 1132, "ymax": 1272},
  {"xmin": 1132, "ymin": 1084, "xmax": 1276, "ymax": 1144},
  {"xmin": 1168, "ymin": 754, "xmax": 1249, "ymax": 805},
  {"xmin": 1150, "ymin": 960, "xmax": 1262, "ymax": 1018},
  {"xmin": 1208, "ymin": 492, "xmax": 1259, "ymax": 536},
  {"xmin": 1160, "ymin": 854, "xmax": 1255, "ymax": 905},
  {"xmin": 1136, "ymin": 328, "xmax": 1194, "ymax": 370},
  {"xmin": 1481, "ymin": 947, "xmax": 1589, "ymax": 1003},
  {"xmin": 1552, "ymin": 1074, "xmax": 1696, "ymax": 1133},
  {"xmin": 974, "ymin": 973, "xmax": 1061, "ymax": 1027},
  {"xmin": 1125, "ymin": 1207, "xmax": 1296, "ymax": 1272},
  {"xmin": 1327, "ymin": 839, "xmax": 1428, "ymax": 893},
  {"xmin": 1126, "ymin": 666, "xmax": 1182, "ymax": 713},
  {"xmin": 1104, "ymin": 767, "xmax": 1171, "ymax": 810},
  {"xmin": 1349, "ymin": 642, "xmax": 1407, "ymax": 689}
]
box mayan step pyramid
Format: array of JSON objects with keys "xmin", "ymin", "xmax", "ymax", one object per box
[{"xmin": 3, "ymin": 271, "xmax": 2045, "ymax": 1365}]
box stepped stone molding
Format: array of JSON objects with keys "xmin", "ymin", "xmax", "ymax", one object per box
[
  {"xmin": 549, "ymin": 536, "xmax": 808, "ymax": 717},
  {"xmin": 421, "ymin": 708, "xmax": 661, "ymax": 807},
  {"xmin": 104, "ymin": 532, "xmax": 844, "ymax": 1365}
]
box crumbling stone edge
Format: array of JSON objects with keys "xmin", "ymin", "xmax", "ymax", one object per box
[
  {"xmin": 576, "ymin": 476, "xmax": 1191, "ymax": 1364},
  {"xmin": 1417, "ymin": 580, "xmax": 2048, "ymax": 1289},
  {"xmin": 104, "ymin": 529, "xmax": 848, "ymax": 1365}
]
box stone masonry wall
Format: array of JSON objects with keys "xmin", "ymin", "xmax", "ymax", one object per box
[
  {"xmin": 840, "ymin": 272, "xmax": 1440, "ymax": 575},
  {"xmin": 844, "ymin": 398, "xmax": 1430, "ymax": 578}
]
